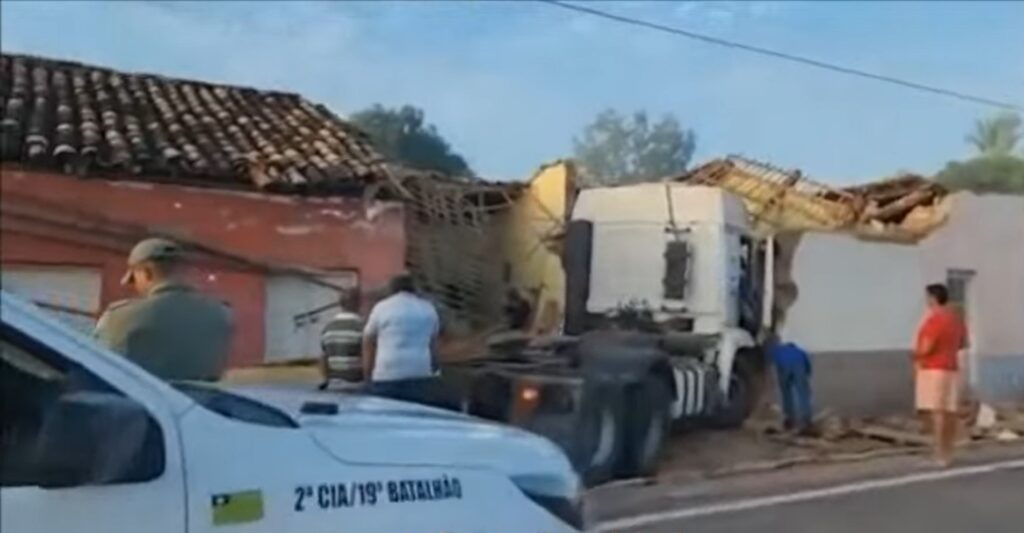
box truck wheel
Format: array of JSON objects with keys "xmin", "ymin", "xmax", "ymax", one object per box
[
  {"xmin": 576, "ymin": 383, "xmax": 624, "ymax": 486},
  {"xmin": 710, "ymin": 358, "xmax": 757, "ymax": 429},
  {"xmin": 618, "ymin": 376, "xmax": 670, "ymax": 478}
]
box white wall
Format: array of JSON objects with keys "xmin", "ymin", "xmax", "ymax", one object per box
[
  {"xmin": 779, "ymin": 234, "xmax": 924, "ymax": 352},
  {"xmin": 781, "ymin": 193, "xmax": 1024, "ymax": 359}
]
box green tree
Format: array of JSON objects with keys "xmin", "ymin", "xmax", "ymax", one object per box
[
  {"xmin": 350, "ymin": 104, "xmax": 473, "ymax": 177},
  {"xmin": 966, "ymin": 111, "xmax": 1021, "ymax": 156},
  {"xmin": 935, "ymin": 112, "xmax": 1024, "ymax": 195},
  {"xmin": 936, "ymin": 154, "xmax": 1024, "ymax": 194},
  {"xmin": 573, "ymin": 109, "xmax": 696, "ymax": 186}
]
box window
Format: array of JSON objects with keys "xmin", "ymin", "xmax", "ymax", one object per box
[
  {"xmin": 662, "ymin": 240, "xmax": 691, "ymax": 300},
  {"xmin": 172, "ymin": 382, "xmax": 297, "ymax": 429},
  {"xmin": 1, "ymin": 327, "xmax": 165, "ymax": 488},
  {"xmin": 946, "ymin": 269, "xmax": 974, "ymax": 348}
]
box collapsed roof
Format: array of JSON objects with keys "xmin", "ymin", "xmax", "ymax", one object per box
[{"xmin": 677, "ymin": 156, "xmax": 951, "ymax": 241}]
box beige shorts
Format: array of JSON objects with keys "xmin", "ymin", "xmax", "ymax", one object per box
[{"xmin": 915, "ymin": 369, "xmax": 960, "ymax": 413}]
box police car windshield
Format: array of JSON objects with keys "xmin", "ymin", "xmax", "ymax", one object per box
[{"xmin": 173, "ymin": 382, "xmax": 298, "ymax": 429}]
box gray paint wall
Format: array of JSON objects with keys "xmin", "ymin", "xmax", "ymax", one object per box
[{"xmin": 779, "ymin": 193, "xmax": 1024, "ymax": 415}]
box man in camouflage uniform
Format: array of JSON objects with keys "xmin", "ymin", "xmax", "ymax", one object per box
[{"xmin": 94, "ymin": 238, "xmax": 233, "ymax": 382}]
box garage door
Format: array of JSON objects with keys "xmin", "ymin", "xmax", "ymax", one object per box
[
  {"xmin": 263, "ymin": 272, "xmax": 359, "ymax": 362},
  {"xmin": 1, "ymin": 265, "xmax": 103, "ymax": 335}
]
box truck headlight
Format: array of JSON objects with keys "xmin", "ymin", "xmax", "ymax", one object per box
[{"xmin": 511, "ymin": 474, "xmax": 584, "ymax": 530}]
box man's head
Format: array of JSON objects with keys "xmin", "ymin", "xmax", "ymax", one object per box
[
  {"xmin": 388, "ymin": 272, "xmax": 416, "ymax": 295},
  {"xmin": 339, "ymin": 289, "xmax": 361, "ymax": 312},
  {"xmin": 121, "ymin": 238, "xmax": 184, "ymax": 295},
  {"xmin": 925, "ymin": 283, "xmax": 949, "ymax": 309}
]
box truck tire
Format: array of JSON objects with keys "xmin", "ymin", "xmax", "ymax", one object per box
[
  {"xmin": 562, "ymin": 220, "xmax": 593, "ymax": 336},
  {"xmin": 710, "ymin": 357, "xmax": 757, "ymax": 429},
  {"xmin": 576, "ymin": 382, "xmax": 624, "ymax": 486},
  {"xmin": 467, "ymin": 372, "xmax": 511, "ymax": 421},
  {"xmin": 618, "ymin": 375, "xmax": 671, "ymax": 478}
]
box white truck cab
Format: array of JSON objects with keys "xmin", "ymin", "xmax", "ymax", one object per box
[
  {"xmin": 568, "ymin": 183, "xmax": 771, "ymax": 424},
  {"xmin": 0, "ymin": 292, "xmax": 583, "ymax": 532}
]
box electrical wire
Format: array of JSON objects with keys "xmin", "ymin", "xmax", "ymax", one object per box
[{"xmin": 540, "ymin": 0, "xmax": 1022, "ymax": 112}]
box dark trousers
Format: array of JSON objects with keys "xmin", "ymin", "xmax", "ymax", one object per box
[
  {"xmin": 367, "ymin": 377, "xmax": 458, "ymax": 411},
  {"xmin": 776, "ymin": 365, "xmax": 813, "ymax": 430}
]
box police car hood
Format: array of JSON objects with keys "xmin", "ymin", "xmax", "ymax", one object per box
[{"xmin": 226, "ymin": 386, "xmax": 575, "ymax": 489}]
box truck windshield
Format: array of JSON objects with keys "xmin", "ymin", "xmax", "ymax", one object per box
[{"xmin": 173, "ymin": 382, "xmax": 298, "ymax": 429}]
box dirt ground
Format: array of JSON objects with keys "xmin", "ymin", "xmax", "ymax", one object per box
[
  {"xmin": 657, "ymin": 428, "xmax": 884, "ymax": 479},
  {"xmin": 652, "ymin": 405, "xmax": 1024, "ymax": 482}
]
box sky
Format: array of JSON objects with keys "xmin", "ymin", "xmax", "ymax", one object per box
[{"xmin": 2, "ymin": 0, "xmax": 1022, "ymax": 183}]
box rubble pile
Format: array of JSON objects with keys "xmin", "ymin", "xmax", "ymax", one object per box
[
  {"xmin": 677, "ymin": 156, "xmax": 951, "ymax": 242},
  {"xmin": 751, "ymin": 404, "xmax": 1023, "ymax": 454}
]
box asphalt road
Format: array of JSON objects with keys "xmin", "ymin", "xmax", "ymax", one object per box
[{"xmin": 589, "ymin": 446, "xmax": 1024, "ymax": 533}]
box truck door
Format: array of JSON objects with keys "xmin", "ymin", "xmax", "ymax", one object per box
[{"xmin": 0, "ymin": 325, "xmax": 186, "ymax": 533}]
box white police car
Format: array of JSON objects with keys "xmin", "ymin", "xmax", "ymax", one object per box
[{"xmin": 0, "ymin": 292, "xmax": 583, "ymax": 532}]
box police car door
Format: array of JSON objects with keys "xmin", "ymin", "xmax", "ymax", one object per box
[{"xmin": 0, "ymin": 324, "xmax": 185, "ymax": 533}]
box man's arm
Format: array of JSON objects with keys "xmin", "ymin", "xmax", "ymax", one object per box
[
  {"xmin": 361, "ymin": 334, "xmax": 377, "ymax": 379},
  {"xmin": 429, "ymin": 334, "xmax": 440, "ymax": 374},
  {"xmin": 93, "ymin": 303, "xmax": 131, "ymax": 355},
  {"xmin": 916, "ymin": 336, "xmax": 937, "ymax": 359},
  {"xmin": 429, "ymin": 306, "xmax": 442, "ymax": 374},
  {"xmin": 914, "ymin": 317, "xmax": 939, "ymax": 363},
  {"xmin": 361, "ymin": 308, "xmax": 380, "ymax": 380}
]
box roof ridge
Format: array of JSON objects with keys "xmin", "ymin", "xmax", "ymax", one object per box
[
  {"xmin": 1, "ymin": 51, "xmax": 304, "ymax": 101},
  {"xmin": 1, "ymin": 51, "xmax": 390, "ymax": 195}
]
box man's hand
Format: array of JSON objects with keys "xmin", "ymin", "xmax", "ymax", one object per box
[{"xmin": 361, "ymin": 335, "xmax": 377, "ymax": 381}]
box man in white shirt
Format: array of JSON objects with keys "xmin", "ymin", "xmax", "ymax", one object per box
[{"xmin": 362, "ymin": 273, "xmax": 443, "ymax": 405}]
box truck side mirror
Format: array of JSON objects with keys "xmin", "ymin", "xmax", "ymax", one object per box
[{"xmin": 34, "ymin": 391, "xmax": 164, "ymax": 489}]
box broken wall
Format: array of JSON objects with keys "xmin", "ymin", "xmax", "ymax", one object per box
[
  {"xmin": 401, "ymin": 176, "xmax": 516, "ymax": 336},
  {"xmin": 501, "ymin": 161, "xmax": 576, "ymax": 335}
]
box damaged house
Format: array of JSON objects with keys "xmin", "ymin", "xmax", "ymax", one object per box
[
  {"xmin": 0, "ymin": 53, "xmax": 409, "ymax": 366},
  {"xmin": 678, "ymin": 156, "xmax": 1024, "ymax": 410},
  {"xmin": 0, "ymin": 52, "xmax": 527, "ymax": 367}
]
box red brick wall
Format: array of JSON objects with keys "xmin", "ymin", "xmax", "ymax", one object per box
[{"xmin": 0, "ymin": 167, "xmax": 406, "ymax": 367}]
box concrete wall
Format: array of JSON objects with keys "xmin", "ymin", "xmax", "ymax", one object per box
[
  {"xmin": 780, "ymin": 192, "xmax": 1024, "ymax": 415},
  {"xmin": 1, "ymin": 168, "xmax": 406, "ymax": 367}
]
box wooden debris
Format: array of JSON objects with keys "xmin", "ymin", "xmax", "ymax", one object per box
[
  {"xmin": 996, "ymin": 430, "xmax": 1021, "ymax": 442},
  {"xmin": 852, "ymin": 424, "xmax": 931, "ymax": 447}
]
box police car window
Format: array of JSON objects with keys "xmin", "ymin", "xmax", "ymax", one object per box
[
  {"xmin": 173, "ymin": 382, "xmax": 298, "ymax": 429},
  {"xmin": 1, "ymin": 340, "xmax": 67, "ymax": 486},
  {"xmin": 1, "ymin": 332, "xmax": 165, "ymax": 488},
  {"xmin": 1, "ymin": 340, "xmax": 64, "ymax": 382}
]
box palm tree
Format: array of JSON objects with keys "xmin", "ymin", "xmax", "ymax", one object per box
[{"xmin": 967, "ymin": 112, "xmax": 1022, "ymax": 156}]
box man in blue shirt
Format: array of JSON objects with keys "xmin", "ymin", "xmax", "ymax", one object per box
[{"xmin": 769, "ymin": 335, "xmax": 814, "ymax": 434}]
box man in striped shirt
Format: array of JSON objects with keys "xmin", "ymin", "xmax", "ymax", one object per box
[{"xmin": 318, "ymin": 291, "xmax": 364, "ymax": 390}]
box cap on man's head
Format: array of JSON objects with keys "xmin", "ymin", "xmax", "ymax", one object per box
[{"xmin": 121, "ymin": 238, "xmax": 183, "ymax": 284}]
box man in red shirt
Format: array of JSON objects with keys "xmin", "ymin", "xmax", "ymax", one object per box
[{"xmin": 914, "ymin": 283, "xmax": 966, "ymax": 467}]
